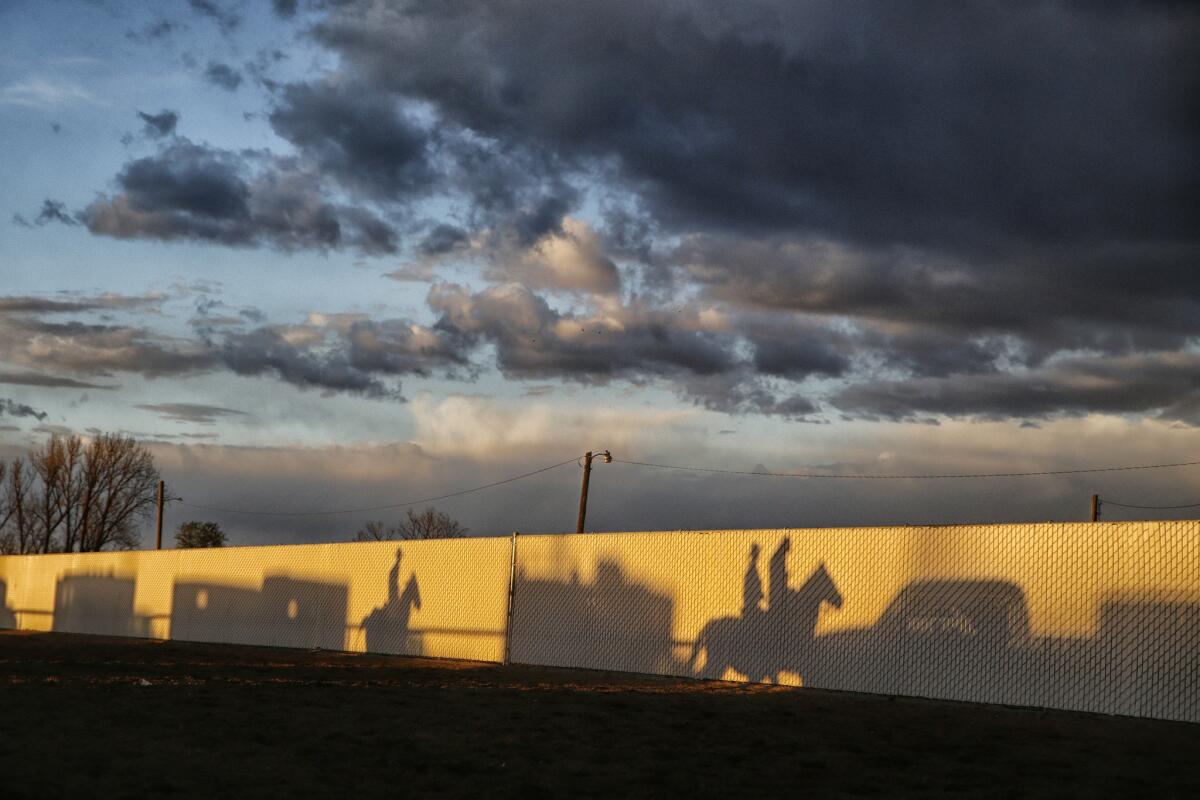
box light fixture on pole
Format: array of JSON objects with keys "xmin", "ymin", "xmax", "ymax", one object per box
[{"xmin": 576, "ymin": 450, "xmax": 612, "ymax": 533}]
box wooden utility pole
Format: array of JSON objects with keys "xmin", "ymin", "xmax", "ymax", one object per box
[
  {"xmin": 576, "ymin": 450, "xmax": 612, "ymax": 534},
  {"xmin": 576, "ymin": 452, "xmax": 593, "ymax": 533},
  {"xmin": 155, "ymin": 480, "xmax": 165, "ymax": 549},
  {"xmin": 1090, "ymin": 494, "xmax": 1100, "ymax": 522}
]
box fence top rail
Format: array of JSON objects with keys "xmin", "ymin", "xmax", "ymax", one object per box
[{"xmin": 1, "ymin": 518, "xmax": 1196, "ymax": 560}]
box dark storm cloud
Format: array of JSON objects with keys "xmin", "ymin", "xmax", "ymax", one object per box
[
  {"xmin": 126, "ymin": 19, "xmax": 180, "ymax": 42},
  {"xmin": 676, "ymin": 372, "xmax": 821, "ymax": 419},
  {"xmin": 269, "ymin": 81, "xmax": 433, "ymax": 198},
  {"xmin": 216, "ymin": 326, "xmax": 390, "ymax": 397},
  {"xmin": 213, "ymin": 313, "xmax": 470, "ymax": 397},
  {"xmin": 265, "ymin": 77, "xmax": 587, "ymax": 241},
  {"xmin": 0, "ymin": 372, "xmax": 115, "ymax": 390},
  {"xmin": 187, "ymin": 0, "xmax": 241, "ymax": 35},
  {"xmin": 0, "ymin": 399, "xmax": 48, "ymax": 421},
  {"xmin": 0, "ymin": 292, "xmax": 162, "ymax": 315},
  {"xmin": 833, "ymin": 352, "xmax": 1200, "ymax": 425},
  {"xmin": 0, "ymin": 314, "xmax": 215, "ymax": 378},
  {"xmin": 135, "ymin": 402, "xmax": 248, "ymax": 424},
  {"xmin": 306, "ymin": 0, "xmax": 1198, "ymax": 396},
  {"xmin": 68, "ymin": 0, "xmax": 1200, "ymax": 422},
  {"xmin": 15, "ymin": 199, "xmax": 78, "ymax": 227},
  {"xmin": 272, "ymin": 0, "xmax": 299, "ymax": 18},
  {"xmin": 83, "ymin": 140, "xmax": 398, "ymax": 255},
  {"xmin": 424, "ymin": 283, "xmax": 836, "ymax": 416},
  {"xmin": 741, "ymin": 316, "xmax": 851, "ymax": 380},
  {"xmin": 428, "ymin": 282, "xmax": 735, "ymax": 382},
  {"xmin": 675, "ymin": 234, "xmax": 1200, "ymax": 362},
  {"xmin": 316, "ymin": 0, "xmax": 1198, "ymax": 247},
  {"xmin": 203, "ymin": 61, "xmax": 244, "ymax": 91},
  {"xmin": 138, "ymin": 109, "xmax": 178, "ymax": 138},
  {"xmin": 418, "ymin": 223, "xmax": 469, "ymax": 256}
]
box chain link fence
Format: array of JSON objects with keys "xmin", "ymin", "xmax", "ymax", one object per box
[{"xmin": 2, "ymin": 521, "xmax": 1197, "ymax": 722}]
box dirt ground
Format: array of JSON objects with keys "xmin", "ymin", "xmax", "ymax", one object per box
[{"xmin": 1, "ymin": 631, "xmax": 1197, "ymax": 799}]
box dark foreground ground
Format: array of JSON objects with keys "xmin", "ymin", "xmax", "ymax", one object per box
[{"xmin": 1, "ymin": 631, "xmax": 1197, "ymax": 799}]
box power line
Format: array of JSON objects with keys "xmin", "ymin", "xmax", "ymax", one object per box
[
  {"xmin": 611, "ymin": 457, "xmax": 1200, "ymax": 480},
  {"xmin": 176, "ymin": 457, "xmax": 579, "ymax": 516},
  {"xmin": 1099, "ymin": 497, "xmax": 1200, "ymax": 511}
]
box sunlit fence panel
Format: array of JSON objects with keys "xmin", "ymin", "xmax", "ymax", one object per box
[{"xmin": 0, "ymin": 538, "xmax": 512, "ymax": 663}]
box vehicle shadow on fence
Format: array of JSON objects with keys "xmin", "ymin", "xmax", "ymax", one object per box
[
  {"xmin": 678, "ymin": 537, "xmax": 1199, "ymax": 720},
  {"xmin": 171, "ymin": 575, "xmax": 349, "ymax": 651},
  {"xmin": 509, "ymin": 558, "xmax": 682, "ymax": 676},
  {"xmin": 53, "ymin": 574, "xmax": 152, "ymax": 638},
  {"xmin": 802, "ymin": 580, "xmax": 1200, "ymax": 721},
  {"xmin": 0, "ymin": 580, "xmax": 15, "ymax": 629}
]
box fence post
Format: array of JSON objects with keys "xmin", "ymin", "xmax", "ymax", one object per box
[
  {"xmin": 1091, "ymin": 494, "xmax": 1100, "ymax": 522},
  {"xmin": 503, "ymin": 530, "xmax": 519, "ymax": 666}
]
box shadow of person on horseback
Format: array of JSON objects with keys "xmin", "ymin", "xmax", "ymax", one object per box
[
  {"xmin": 689, "ymin": 537, "xmax": 843, "ymax": 684},
  {"xmin": 362, "ymin": 546, "xmax": 423, "ymax": 655}
]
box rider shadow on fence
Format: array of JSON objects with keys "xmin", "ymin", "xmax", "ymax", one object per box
[
  {"xmin": 689, "ymin": 537, "xmax": 843, "ymax": 684},
  {"xmin": 361, "ymin": 546, "xmax": 423, "ymax": 656}
]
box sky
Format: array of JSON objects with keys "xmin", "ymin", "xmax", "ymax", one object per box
[{"xmin": 1, "ymin": 0, "xmax": 1198, "ymax": 545}]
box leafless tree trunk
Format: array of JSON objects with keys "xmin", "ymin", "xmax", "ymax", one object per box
[
  {"xmin": 53, "ymin": 435, "xmax": 85, "ymax": 553},
  {"xmin": 28, "ymin": 436, "xmax": 69, "ymax": 553},
  {"xmin": 1, "ymin": 458, "xmax": 33, "ymax": 554}
]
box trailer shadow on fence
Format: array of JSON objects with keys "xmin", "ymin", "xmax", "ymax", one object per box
[
  {"xmin": 53, "ymin": 574, "xmax": 152, "ymax": 638},
  {"xmin": 170, "ymin": 576, "xmax": 349, "ymax": 651},
  {"xmin": 509, "ymin": 559, "xmax": 682, "ymax": 676}
]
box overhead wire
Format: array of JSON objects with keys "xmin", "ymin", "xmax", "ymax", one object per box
[
  {"xmin": 175, "ymin": 456, "xmax": 579, "ymax": 516},
  {"xmin": 611, "ymin": 457, "xmax": 1200, "ymax": 480},
  {"xmin": 1098, "ymin": 498, "xmax": 1200, "ymax": 510},
  {"xmin": 171, "ymin": 453, "xmax": 1200, "ymax": 517}
]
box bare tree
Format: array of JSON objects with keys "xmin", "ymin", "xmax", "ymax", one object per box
[
  {"xmin": 0, "ymin": 460, "xmax": 11, "ymax": 555},
  {"xmin": 354, "ymin": 507, "xmax": 467, "ymax": 541},
  {"xmin": 28, "ymin": 435, "xmax": 69, "ymax": 554},
  {"xmin": 0, "ymin": 433, "xmax": 159, "ymax": 553},
  {"xmin": 175, "ymin": 521, "xmax": 227, "ymax": 548},
  {"xmin": 53, "ymin": 435, "xmax": 85, "ymax": 553},
  {"xmin": 78, "ymin": 434, "xmax": 159, "ymax": 552},
  {"xmin": 354, "ymin": 520, "xmax": 393, "ymax": 542},
  {"xmin": 0, "ymin": 458, "xmax": 31, "ymax": 554}
]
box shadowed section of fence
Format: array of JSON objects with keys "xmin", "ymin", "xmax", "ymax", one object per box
[
  {"xmin": 53, "ymin": 574, "xmax": 152, "ymax": 639},
  {"xmin": 170, "ymin": 576, "xmax": 349, "ymax": 651},
  {"xmin": 510, "ymin": 559, "xmax": 681, "ymax": 676},
  {"xmin": 0, "ymin": 580, "xmax": 15, "ymax": 630}
]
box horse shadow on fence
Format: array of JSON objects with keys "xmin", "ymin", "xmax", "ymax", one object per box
[
  {"xmin": 171, "ymin": 575, "xmax": 348, "ymax": 651},
  {"xmin": 510, "ymin": 558, "xmax": 681, "ymax": 676},
  {"xmin": 53, "ymin": 574, "xmax": 152, "ymax": 638},
  {"xmin": 689, "ymin": 538, "xmax": 843, "ymax": 683},
  {"xmin": 360, "ymin": 546, "xmax": 423, "ymax": 656},
  {"xmin": 0, "ymin": 580, "xmax": 15, "ymax": 629}
]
